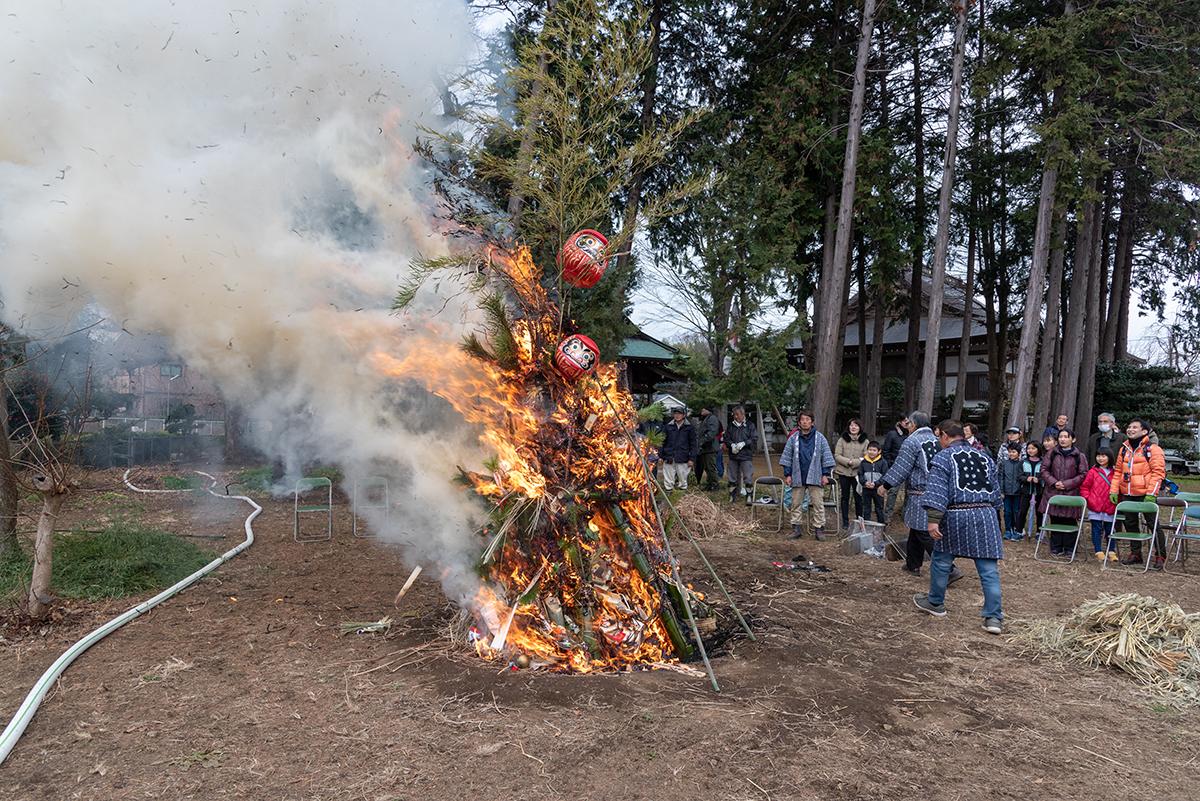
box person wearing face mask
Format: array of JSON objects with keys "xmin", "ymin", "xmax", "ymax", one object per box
[{"xmin": 1086, "ymin": 413, "xmax": 1126, "ymax": 465}]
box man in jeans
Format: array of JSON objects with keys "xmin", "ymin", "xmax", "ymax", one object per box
[
  {"xmin": 878, "ymin": 411, "xmax": 964, "ymax": 585},
  {"xmin": 913, "ymin": 420, "xmax": 1006, "ymax": 634}
]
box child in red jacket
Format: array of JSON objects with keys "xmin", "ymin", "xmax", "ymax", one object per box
[{"xmin": 1080, "ymin": 447, "xmax": 1118, "ymax": 563}]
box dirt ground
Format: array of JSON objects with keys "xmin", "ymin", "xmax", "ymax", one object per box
[{"xmin": 2, "ymin": 462, "xmax": 1200, "ymax": 801}]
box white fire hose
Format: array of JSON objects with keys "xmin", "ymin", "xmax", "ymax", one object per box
[{"xmin": 0, "ymin": 470, "xmax": 261, "ymax": 766}]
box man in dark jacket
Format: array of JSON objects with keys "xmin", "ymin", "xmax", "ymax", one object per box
[
  {"xmin": 659, "ymin": 408, "xmax": 696, "ymax": 490},
  {"xmin": 695, "ymin": 405, "xmax": 721, "ymax": 491},
  {"xmin": 882, "ymin": 417, "xmax": 909, "ymax": 522},
  {"xmin": 725, "ymin": 405, "xmax": 758, "ymax": 505}
]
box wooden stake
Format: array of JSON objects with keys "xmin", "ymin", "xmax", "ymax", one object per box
[{"xmin": 392, "ymin": 565, "xmax": 423, "ymax": 605}]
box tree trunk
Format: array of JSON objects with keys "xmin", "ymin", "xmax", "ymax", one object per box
[
  {"xmin": 904, "ymin": 40, "xmax": 925, "ymax": 414},
  {"xmin": 857, "ymin": 247, "xmax": 868, "ymax": 418},
  {"xmin": 28, "ymin": 474, "xmax": 71, "ymax": 619},
  {"xmin": 0, "ymin": 381, "xmax": 18, "ymax": 558},
  {"xmin": 1075, "ymin": 182, "xmax": 1107, "ymax": 434},
  {"xmin": 866, "ymin": 282, "xmax": 886, "ymax": 437},
  {"xmin": 918, "ymin": 3, "xmax": 967, "ymax": 415},
  {"xmin": 813, "ymin": 0, "xmax": 877, "ymax": 437},
  {"xmin": 1058, "ymin": 191, "xmax": 1100, "ymax": 422},
  {"xmin": 952, "ymin": 207, "xmax": 977, "ymax": 422},
  {"xmin": 1102, "ymin": 168, "xmax": 1135, "ymax": 363},
  {"xmin": 611, "ymin": 0, "xmax": 663, "ymax": 281},
  {"xmin": 1039, "ymin": 212, "xmax": 1067, "ymax": 428},
  {"xmin": 1006, "ymin": 155, "xmax": 1060, "ymax": 431}
]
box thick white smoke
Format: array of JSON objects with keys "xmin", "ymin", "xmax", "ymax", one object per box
[{"xmin": 0, "ymin": 1, "xmax": 492, "ymax": 603}]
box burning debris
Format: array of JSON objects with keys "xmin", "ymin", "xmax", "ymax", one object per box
[{"xmin": 379, "ymin": 242, "xmax": 716, "ymax": 674}]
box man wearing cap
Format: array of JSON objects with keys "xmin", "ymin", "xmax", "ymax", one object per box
[
  {"xmin": 659, "ymin": 407, "xmax": 696, "ymax": 491},
  {"xmin": 1086, "ymin": 412, "xmax": 1125, "ymax": 465},
  {"xmin": 695, "ymin": 405, "xmax": 721, "ymax": 491}
]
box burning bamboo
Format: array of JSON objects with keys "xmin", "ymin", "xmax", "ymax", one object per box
[{"xmin": 382, "ymin": 243, "xmax": 716, "ymax": 674}]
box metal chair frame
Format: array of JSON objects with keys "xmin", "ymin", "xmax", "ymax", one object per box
[
  {"xmin": 294, "ymin": 477, "xmax": 333, "ymax": 543},
  {"xmin": 1166, "ymin": 492, "xmax": 1200, "ymax": 571},
  {"xmin": 1033, "ymin": 495, "xmax": 1088, "ymax": 563},
  {"xmin": 1102, "ymin": 500, "xmax": 1160, "ymax": 574},
  {"xmin": 352, "ymin": 477, "xmax": 388, "ymax": 538},
  {"xmin": 750, "ymin": 476, "xmax": 785, "ymax": 532}
]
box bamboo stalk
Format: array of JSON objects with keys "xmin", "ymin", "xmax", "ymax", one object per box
[
  {"xmin": 598, "ymin": 385, "xmax": 754, "ymax": 643},
  {"xmin": 607, "ymin": 504, "xmax": 693, "ymax": 662}
]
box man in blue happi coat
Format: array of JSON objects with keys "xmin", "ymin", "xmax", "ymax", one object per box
[
  {"xmin": 913, "ymin": 419, "xmax": 1005, "ymax": 635},
  {"xmin": 877, "ymin": 411, "xmax": 962, "ymax": 585}
]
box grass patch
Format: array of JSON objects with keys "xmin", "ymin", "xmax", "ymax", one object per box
[
  {"xmin": 163, "ymin": 475, "xmax": 206, "ymax": 491},
  {"xmin": 0, "ymin": 524, "xmax": 220, "ymax": 602},
  {"xmin": 234, "ymin": 466, "xmax": 274, "ymax": 491}
]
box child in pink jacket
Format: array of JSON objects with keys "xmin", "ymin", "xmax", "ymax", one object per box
[{"xmin": 1080, "ymin": 447, "xmax": 1118, "ymax": 563}]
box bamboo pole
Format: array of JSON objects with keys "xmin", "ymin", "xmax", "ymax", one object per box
[
  {"xmin": 603, "ymin": 385, "xmax": 754, "ymax": 643},
  {"xmin": 606, "ymin": 504, "xmax": 692, "ymax": 662}
]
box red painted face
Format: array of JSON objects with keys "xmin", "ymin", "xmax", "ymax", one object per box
[
  {"xmin": 559, "ymin": 230, "xmax": 609, "ymax": 288},
  {"xmin": 554, "ymin": 335, "xmax": 599, "ymax": 380}
]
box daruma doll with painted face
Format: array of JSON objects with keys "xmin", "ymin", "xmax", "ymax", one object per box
[
  {"xmin": 554, "ymin": 335, "xmax": 599, "ymax": 380},
  {"xmin": 558, "ymin": 230, "xmax": 609, "ymax": 288}
]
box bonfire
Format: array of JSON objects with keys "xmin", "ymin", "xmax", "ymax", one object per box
[{"xmin": 378, "ymin": 241, "xmax": 716, "ymax": 674}]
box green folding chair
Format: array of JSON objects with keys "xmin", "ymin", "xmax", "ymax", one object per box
[
  {"xmin": 1034, "ymin": 495, "xmax": 1087, "ymax": 563},
  {"xmin": 1102, "ymin": 500, "xmax": 1160, "ymax": 574},
  {"xmin": 294, "ymin": 477, "xmax": 332, "ymax": 543},
  {"xmin": 1166, "ymin": 492, "xmax": 1200, "ymax": 571}
]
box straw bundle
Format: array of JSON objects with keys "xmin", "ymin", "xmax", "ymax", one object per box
[
  {"xmin": 1012, "ymin": 593, "xmax": 1200, "ymax": 705},
  {"xmin": 671, "ymin": 494, "xmax": 751, "ymax": 539}
]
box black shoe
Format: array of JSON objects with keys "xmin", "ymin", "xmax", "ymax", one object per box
[
  {"xmin": 902, "ymin": 567, "xmax": 921, "ymax": 577},
  {"xmin": 947, "ymin": 567, "xmax": 966, "ymax": 586},
  {"xmin": 1121, "ymin": 553, "xmax": 1143, "ymax": 565}
]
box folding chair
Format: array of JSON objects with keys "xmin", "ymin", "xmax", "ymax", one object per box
[
  {"xmin": 1102, "ymin": 500, "xmax": 1160, "ymax": 574},
  {"xmin": 818, "ymin": 479, "xmax": 841, "ymax": 535},
  {"xmin": 1033, "ymin": 495, "xmax": 1087, "ymax": 563},
  {"xmin": 352, "ymin": 476, "xmax": 388, "ymax": 538},
  {"xmin": 294, "ymin": 477, "xmax": 333, "ymax": 542},
  {"xmin": 1156, "ymin": 497, "xmax": 1187, "ymax": 565},
  {"xmin": 1166, "ymin": 492, "xmax": 1200, "ymax": 571},
  {"xmin": 750, "ymin": 476, "xmax": 784, "ymax": 532}
]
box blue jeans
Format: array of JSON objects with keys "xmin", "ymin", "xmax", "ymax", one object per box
[
  {"xmin": 928, "ymin": 550, "xmax": 1002, "ymax": 620},
  {"xmin": 1091, "ymin": 519, "xmax": 1116, "ymax": 553},
  {"xmin": 1003, "ymin": 495, "xmax": 1022, "ymax": 533}
]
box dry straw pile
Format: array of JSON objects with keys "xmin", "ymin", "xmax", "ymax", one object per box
[
  {"xmin": 671, "ymin": 494, "xmax": 753, "ymax": 539},
  {"xmin": 1012, "ymin": 593, "xmax": 1200, "ymax": 705}
]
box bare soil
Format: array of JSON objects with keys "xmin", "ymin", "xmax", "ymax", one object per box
[{"xmin": 2, "ymin": 463, "xmax": 1200, "ymax": 800}]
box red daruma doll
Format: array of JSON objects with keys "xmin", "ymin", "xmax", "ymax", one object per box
[
  {"xmin": 555, "ymin": 335, "xmax": 599, "ymax": 380},
  {"xmin": 558, "ymin": 230, "xmax": 609, "ymax": 288}
]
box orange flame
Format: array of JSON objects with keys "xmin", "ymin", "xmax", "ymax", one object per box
[{"xmin": 374, "ymin": 245, "xmax": 689, "ymax": 672}]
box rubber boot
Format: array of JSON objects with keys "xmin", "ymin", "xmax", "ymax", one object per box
[{"xmin": 788, "ymin": 524, "xmax": 803, "ymax": 540}]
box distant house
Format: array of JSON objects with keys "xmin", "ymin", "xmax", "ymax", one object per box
[
  {"xmin": 107, "ymin": 362, "xmax": 225, "ymax": 427},
  {"xmin": 789, "ymin": 271, "xmax": 1012, "ymax": 426}
]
